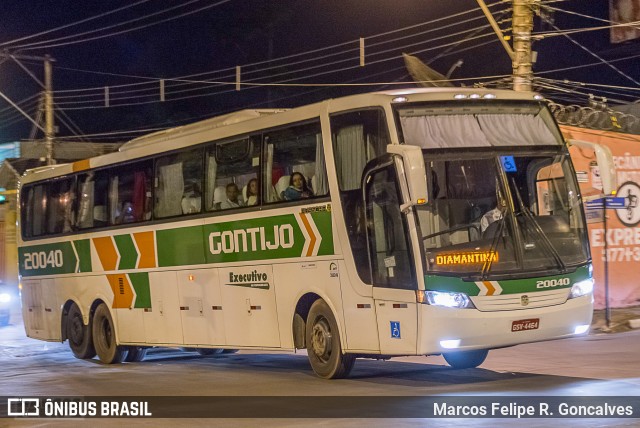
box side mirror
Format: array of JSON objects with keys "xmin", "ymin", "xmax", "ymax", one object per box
[
  {"xmin": 386, "ymin": 144, "xmax": 428, "ymax": 210},
  {"xmin": 568, "ymin": 139, "xmax": 617, "ymax": 196}
]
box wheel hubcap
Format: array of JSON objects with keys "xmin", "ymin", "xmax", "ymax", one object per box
[
  {"xmin": 311, "ymin": 317, "xmax": 332, "ymax": 362},
  {"xmin": 101, "ymin": 318, "xmax": 113, "ymax": 348},
  {"xmin": 70, "ymin": 315, "xmax": 83, "ymax": 345}
]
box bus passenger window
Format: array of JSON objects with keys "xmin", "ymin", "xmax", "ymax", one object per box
[
  {"xmin": 22, "ymin": 184, "xmax": 55, "ymax": 237},
  {"xmin": 74, "ymin": 170, "xmax": 109, "ymax": 229},
  {"xmin": 46, "ymin": 178, "xmax": 75, "ymax": 235},
  {"xmin": 264, "ymin": 120, "xmax": 328, "ymax": 204},
  {"xmin": 206, "ymin": 137, "xmax": 260, "ymax": 211},
  {"xmin": 155, "ymin": 149, "xmax": 202, "ymax": 218},
  {"xmin": 330, "ymin": 109, "xmax": 389, "ymax": 192},
  {"xmin": 108, "ymin": 161, "xmax": 153, "ymax": 225}
]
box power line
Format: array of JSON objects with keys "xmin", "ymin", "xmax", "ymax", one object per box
[
  {"xmin": 48, "ymin": 18, "xmax": 500, "ymax": 106},
  {"xmin": 13, "ymin": 0, "xmax": 233, "ymax": 51},
  {"xmin": 537, "ymin": 15, "xmax": 640, "ymax": 86},
  {"xmin": 0, "ymin": 0, "xmax": 152, "ymax": 48}
]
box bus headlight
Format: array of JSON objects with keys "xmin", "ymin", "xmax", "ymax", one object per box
[
  {"xmin": 569, "ymin": 279, "xmax": 594, "ymax": 299},
  {"xmin": 0, "ymin": 293, "xmax": 11, "ymax": 304},
  {"xmin": 417, "ymin": 290, "xmax": 475, "ymax": 309}
]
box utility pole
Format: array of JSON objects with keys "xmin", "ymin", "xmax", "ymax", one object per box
[
  {"xmin": 512, "ymin": 0, "xmax": 537, "ymax": 91},
  {"xmin": 44, "ymin": 55, "xmax": 55, "ymax": 165},
  {"xmin": 0, "ymin": 51, "xmax": 54, "ymax": 162},
  {"xmin": 476, "ymin": 0, "xmax": 538, "ymax": 91}
]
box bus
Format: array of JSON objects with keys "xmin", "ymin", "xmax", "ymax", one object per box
[{"xmin": 17, "ymin": 88, "xmax": 615, "ymax": 379}]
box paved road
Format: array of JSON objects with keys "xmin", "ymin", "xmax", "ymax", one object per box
[{"xmin": 1, "ymin": 306, "xmax": 639, "ymax": 427}]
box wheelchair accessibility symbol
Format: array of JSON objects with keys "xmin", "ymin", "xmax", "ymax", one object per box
[{"xmin": 390, "ymin": 321, "xmax": 401, "ymax": 339}]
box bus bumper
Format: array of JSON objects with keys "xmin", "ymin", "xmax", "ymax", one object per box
[{"xmin": 418, "ymin": 294, "xmax": 593, "ymax": 355}]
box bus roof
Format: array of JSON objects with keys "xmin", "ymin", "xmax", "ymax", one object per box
[{"xmin": 21, "ymin": 87, "xmax": 544, "ymax": 182}]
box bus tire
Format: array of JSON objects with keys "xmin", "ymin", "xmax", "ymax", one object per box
[
  {"xmin": 124, "ymin": 346, "xmax": 148, "ymax": 362},
  {"xmin": 66, "ymin": 302, "xmax": 96, "ymax": 359},
  {"xmin": 222, "ymin": 349, "xmax": 239, "ymax": 354},
  {"xmin": 306, "ymin": 299, "xmax": 355, "ymax": 379},
  {"xmin": 442, "ymin": 349, "xmax": 488, "ymax": 369},
  {"xmin": 92, "ymin": 303, "xmax": 128, "ymax": 364},
  {"xmin": 196, "ymin": 348, "xmax": 224, "ymax": 356}
]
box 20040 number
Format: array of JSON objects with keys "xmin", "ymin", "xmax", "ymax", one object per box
[
  {"xmin": 23, "ymin": 250, "xmax": 64, "ymax": 270},
  {"xmin": 536, "ymin": 278, "xmax": 570, "ymax": 288}
]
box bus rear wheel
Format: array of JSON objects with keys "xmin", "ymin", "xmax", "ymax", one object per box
[
  {"xmin": 66, "ymin": 302, "xmax": 96, "ymax": 359},
  {"xmin": 442, "ymin": 349, "xmax": 488, "ymax": 369},
  {"xmin": 306, "ymin": 299, "xmax": 355, "ymax": 379},
  {"xmin": 92, "ymin": 303, "xmax": 128, "ymax": 364}
]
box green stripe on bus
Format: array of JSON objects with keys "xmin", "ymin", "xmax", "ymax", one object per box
[
  {"xmin": 157, "ymin": 226, "xmax": 207, "ymax": 267},
  {"xmin": 129, "ymin": 272, "xmax": 151, "ymax": 309},
  {"xmin": 311, "ymin": 211, "xmax": 334, "ymax": 256},
  {"xmin": 18, "ymin": 242, "xmax": 77, "ymax": 276},
  {"xmin": 425, "ymin": 265, "xmax": 590, "ymax": 296},
  {"xmin": 73, "ymin": 239, "xmax": 92, "ymax": 273},
  {"xmin": 203, "ymin": 214, "xmax": 305, "ymax": 263},
  {"xmin": 114, "ymin": 234, "xmax": 138, "ymax": 270},
  {"xmin": 20, "ymin": 211, "xmax": 335, "ymax": 274}
]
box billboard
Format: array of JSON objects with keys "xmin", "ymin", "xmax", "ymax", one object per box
[
  {"xmin": 563, "ymin": 125, "xmax": 640, "ymax": 309},
  {"xmin": 610, "ymin": 0, "xmax": 640, "ymax": 43}
]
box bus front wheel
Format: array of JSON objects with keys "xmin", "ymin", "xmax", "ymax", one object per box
[
  {"xmin": 66, "ymin": 302, "xmax": 96, "ymax": 359},
  {"xmin": 306, "ymin": 299, "xmax": 355, "ymax": 379},
  {"xmin": 442, "ymin": 349, "xmax": 488, "ymax": 369},
  {"xmin": 92, "ymin": 303, "xmax": 128, "ymax": 364}
]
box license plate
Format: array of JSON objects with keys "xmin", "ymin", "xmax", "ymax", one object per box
[{"xmin": 511, "ymin": 318, "xmax": 539, "ymax": 332}]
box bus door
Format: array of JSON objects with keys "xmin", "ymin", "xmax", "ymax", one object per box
[
  {"xmin": 219, "ymin": 265, "xmax": 280, "ymax": 348},
  {"xmin": 144, "ymin": 271, "xmax": 184, "ymax": 344},
  {"xmin": 177, "ymin": 269, "xmax": 227, "ymax": 347},
  {"xmin": 364, "ymin": 155, "xmax": 419, "ymax": 354}
]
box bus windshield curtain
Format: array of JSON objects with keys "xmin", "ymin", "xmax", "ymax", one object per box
[
  {"xmin": 206, "ymin": 155, "xmax": 217, "ymax": 210},
  {"xmin": 314, "ymin": 133, "xmax": 328, "ymax": 195},
  {"xmin": 335, "ymin": 125, "xmax": 366, "ymax": 191},
  {"xmin": 400, "ymin": 114, "xmax": 557, "ymax": 149}
]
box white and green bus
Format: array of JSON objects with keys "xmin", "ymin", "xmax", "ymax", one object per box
[{"xmin": 18, "ymin": 88, "xmax": 614, "ymax": 379}]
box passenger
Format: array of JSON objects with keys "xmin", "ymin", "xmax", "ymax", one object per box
[
  {"xmin": 246, "ymin": 178, "xmax": 259, "ymax": 206},
  {"xmin": 283, "ymin": 172, "xmax": 313, "ymax": 201},
  {"xmin": 220, "ymin": 183, "xmax": 243, "ymax": 209}
]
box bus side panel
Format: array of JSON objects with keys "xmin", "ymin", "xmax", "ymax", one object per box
[
  {"xmin": 272, "ymin": 260, "xmax": 343, "ymax": 350},
  {"xmin": 337, "ymin": 260, "xmax": 380, "ymax": 352},
  {"xmin": 22, "ymin": 279, "xmax": 58, "ymax": 341},
  {"xmin": 144, "ymin": 271, "xmax": 184, "ymax": 345},
  {"xmin": 220, "ymin": 264, "xmax": 280, "ymax": 348},
  {"xmin": 177, "ymin": 268, "xmax": 227, "ymax": 347}
]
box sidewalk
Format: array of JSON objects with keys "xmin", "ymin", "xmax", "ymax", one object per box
[{"xmin": 591, "ymin": 305, "xmax": 640, "ymax": 333}]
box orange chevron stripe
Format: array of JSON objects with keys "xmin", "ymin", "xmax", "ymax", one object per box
[
  {"xmin": 93, "ymin": 236, "xmax": 118, "ymax": 271},
  {"xmin": 107, "ymin": 274, "xmax": 134, "ymax": 309},
  {"xmin": 483, "ymin": 280, "xmax": 496, "ymax": 296},
  {"xmin": 299, "ymin": 213, "xmax": 316, "ymax": 257},
  {"xmin": 133, "ymin": 231, "xmax": 156, "ymax": 268}
]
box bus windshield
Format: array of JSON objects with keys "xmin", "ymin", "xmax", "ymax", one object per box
[{"xmin": 416, "ymin": 151, "xmax": 589, "ymax": 279}]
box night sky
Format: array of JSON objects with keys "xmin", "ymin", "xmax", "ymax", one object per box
[{"xmin": 0, "ymin": 0, "xmax": 637, "ymax": 144}]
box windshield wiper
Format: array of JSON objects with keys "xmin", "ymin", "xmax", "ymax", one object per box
[
  {"xmin": 481, "ymin": 206, "xmax": 507, "ymax": 280},
  {"xmin": 511, "ymin": 178, "xmax": 566, "ymax": 271}
]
